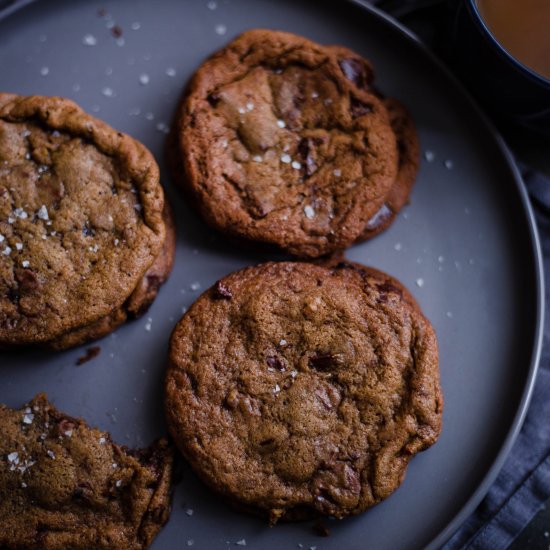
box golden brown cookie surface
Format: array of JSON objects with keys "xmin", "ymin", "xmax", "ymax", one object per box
[
  {"xmin": 0, "ymin": 394, "xmax": 174, "ymax": 549},
  {"xmin": 0, "ymin": 94, "xmax": 171, "ymax": 347},
  {"xmin": 165, "ymin": 261, "xmax": 442, "ymax": 521},
  {"xmin": 173, "ymin": 30, "xmax": 400, "ymax": 257}
]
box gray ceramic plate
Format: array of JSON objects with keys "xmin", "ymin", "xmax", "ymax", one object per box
[{"xmin": 0, "ymin": 1, "xmax": 544, "ymax": 548}]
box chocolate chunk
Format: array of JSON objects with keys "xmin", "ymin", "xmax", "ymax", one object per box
[
  {"xmin": 214, "ymin": 280, "xmax": 233, "ymax": 299},
  {"xmin": 298, "ymin": 137, "xmax": 318, "ymax": 176},
  {"xmin": 15, "ymin": 269, "xmax": 40, "ymax": 293},
  {"xmin": 207, "ymin": 92, "xmax": 221, "ymax": 107},
  {"xmin": 82, "ymin": 221, "xmax": 95, "ymax": 237},
  {"xmin": 365, "ymin": 203, "xmax": 392, "ymax": 230},
  {"xmin": 350, "ymin": 97, "xmax": 373, "ymax": 118},
  {"xmin": 309, "ymin": 353, "xmax": 337, "ymax": 371},
  {"xmin": 338, "ymin": 58, "xmax": 371, "ymax": 89},
  {"xmin": 266, "ymin": 356, "xmax": 285, "ymax": 370},
  {"xmin": 376, "ymin": 282, "xmax": 402, "ymax": 296}
]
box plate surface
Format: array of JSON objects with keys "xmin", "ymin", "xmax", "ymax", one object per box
[{"xmin": 0, "ymin": 1, "xmax": 543, "ymax": 548}]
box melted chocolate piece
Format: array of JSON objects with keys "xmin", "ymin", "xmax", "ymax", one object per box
[
  {"xmin": 350, "ymin": 97, "xmax": 373, "ymax": 118},
  {"xmin": 266, "ymin": 356, "xmax": 285, "ymax": 370},
  {"xmin": 298, "ymin": 137, "xmax": 318, "ymax": 176},
  {"xmin": 339, "ymin": 58, "xmax": 371, "ymax": 89},
  {"xmin": 214, "ymin": 280, "xmax": 233, "ymax": 299},
  {"xmin": 15, "ymin": 268, "xmax": 40, "ymax": 293},
  {"xmin": 365, "ymin": 203, "xmax": 392, "ymax": 230}
]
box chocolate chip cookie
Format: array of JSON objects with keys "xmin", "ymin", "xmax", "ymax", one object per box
[
  {"xmin": 171, "ymin": 29, "xmax": 402, "ymax": 258},
  {"xmin": 0, "ymin": 94, "xmax": 175, "ymax": 349},
  {"xmin": 165, "ymin": 261, "xmax": 442, "ymax": 522},
  {"xmin": 0, "ymin": 394, "xmax": 174, "ymax": 549}
]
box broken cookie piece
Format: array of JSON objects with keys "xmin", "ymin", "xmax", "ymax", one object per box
[{"xmin": 0, "ymin": 394, "xmax": 174, "ymax": 549}]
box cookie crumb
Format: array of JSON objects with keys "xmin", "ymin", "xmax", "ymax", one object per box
[
  {"xmin": 76, "ymin": 346, "xmax": 101, "ymax": 366},
  {"xmin": 314, "ymin": 520, "xmax": 330, "ymax": 537}
]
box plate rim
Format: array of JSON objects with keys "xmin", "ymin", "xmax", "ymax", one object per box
[{"xmin": 0, "ymin": 1, "xmax": 545, "ymax": 548}]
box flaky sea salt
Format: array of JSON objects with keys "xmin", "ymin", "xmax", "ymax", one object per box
[
  {"xmin": 139, "ymin": 73, "xmax": 150, "ymax": 85},
  {"xmin": 22, "ymin": 412, "xmax": 33, "ymax": 423},
  {"xmin": 215, "ymin": 24, "xmax": 227, "ymax": 35},
  {"xmin": 46, "ymin": 450, "xmax": 55, "ymax": 459},
  {"xmin": 14, "ymin": 208, "xmax": 28, "ymax": 219},
  {"xmin": 416, "ymin": 278, "xmax": 425, "ymax": 288},
  {"xmin": 291, "ymin": 161, "xmax": 301, "ymax": 170},
  {"xmin": 166, "ymin": 67, "xmax": 176, "ymax": 77},
  {"xmin": 7, "ymin": 452, "xmax": 19, "ymax": 464},
  {"xmin": 102, "ymin": 87, "xmax": 114, "ymax": 97},
  {"xmin": 276, "ymin": 119, "xmax": 286, "ymax": 128},
  {"xmin": 15, "ymin": 243, "xmax": 23, "ymax": 250},
  {"xmin": 304, "ymin": 205, "xmax": 315, "ymax": 219},
  {"xmin": 280, "ymin": 154, "xmax": 291, "ymax": 164},
  {"xmin": 274, "ymin": 384, "xmax": 281, "ymax": 394},
  {"xmin": 82, "ymin": 34, "xmax": 97, "ymax": 46},
  {"xmin": 37, "ymin": 205, "xmax": 49, "ymax": 220},
  {"xmin": 333, "ymin": 169, "xmax": 341, "ymax": 177},
  {"xmin": 99, "ymin": 437, "xmax": 106, "ymax": 445}
]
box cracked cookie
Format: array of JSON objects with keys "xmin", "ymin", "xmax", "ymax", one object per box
[
  {"xmin": 165, "ymin": 260, "xmax": 442, "ymax": 522},
  {"xmin": 0, "ymin": 393, "xmax": 174, "ymax": 549},
  {"xmin": 171, "ymin": 29, "xmax": 407, "ymax": 258},
  {"xmin": 0, "ymin": 94, "xmax": 176, "ymax": 349}
]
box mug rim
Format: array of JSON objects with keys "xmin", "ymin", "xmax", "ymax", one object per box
[{"xmin": 468, "ymin": 0, "xmax": 550, "ymax": 90}]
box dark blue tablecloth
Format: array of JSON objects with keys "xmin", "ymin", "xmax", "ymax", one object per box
[{"xmin": 369, "ymin": 1, "xmax": 550, "ymax": 548}]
